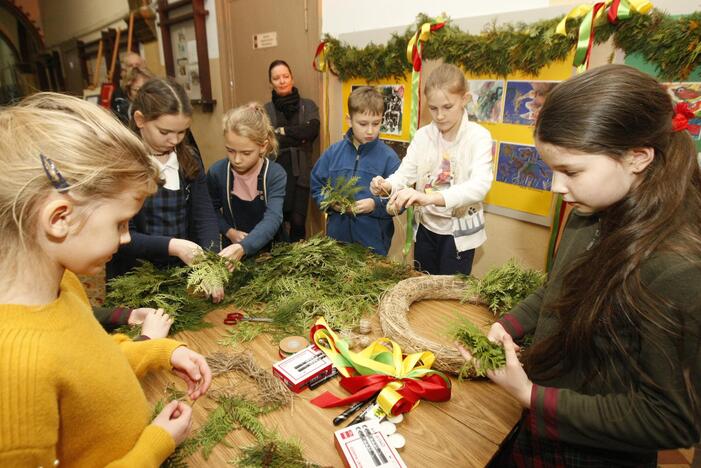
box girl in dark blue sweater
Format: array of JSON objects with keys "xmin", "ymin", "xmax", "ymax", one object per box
[
  {"xmin": 207, "ymin": 103, "xmax": 286, "ymax": 263},
  {"xmin": 108, "ymin": 77, "xmax": 222, "ymax": 302}
]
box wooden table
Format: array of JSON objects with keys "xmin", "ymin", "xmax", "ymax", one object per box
[{"xmin": 141, "ymin": 299, "xmax": 523, "ymax": 467}]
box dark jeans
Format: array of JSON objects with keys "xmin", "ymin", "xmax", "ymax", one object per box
[{"xmin": 413, "ymin": 223, "xmax": 475, "ymax": 275}]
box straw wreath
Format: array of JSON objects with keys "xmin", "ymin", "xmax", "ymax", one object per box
[{"xmin": 378, "ymin": 275, "xmax": 484, "ymax": 376}]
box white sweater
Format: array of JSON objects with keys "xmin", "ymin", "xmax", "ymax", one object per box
[{"xmin": 387, "ymin": 111, "xmax": 494, "ymax": 251}]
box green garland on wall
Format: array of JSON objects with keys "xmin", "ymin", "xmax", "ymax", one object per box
[{"xmin": 324, "ymin": 10, "xmax": 701, "ymax": 82}]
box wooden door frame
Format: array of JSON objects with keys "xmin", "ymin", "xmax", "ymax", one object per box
[
  {"xmin": 214, "ymin": 0, "xmax": 323, "ymax": 111},
  {"xmin": 214, "ymin": 0, "xmax": 235, "ymax": 110}
]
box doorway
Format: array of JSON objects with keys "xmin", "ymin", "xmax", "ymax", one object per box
[{"xmin": 216, "ymin": 0, "xmax": 324, "ymax": 235}]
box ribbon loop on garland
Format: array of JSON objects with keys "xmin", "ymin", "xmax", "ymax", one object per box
[
  {"xmin": 555, "ymin": 0, "xmax": 653, "ymax": 71},
  {"xmin": 309, "ymin": 318, "xmax": 451, "ymax": 416}
]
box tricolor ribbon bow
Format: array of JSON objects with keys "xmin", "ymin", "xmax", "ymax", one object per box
[
  {"xmin": 309, "ymin": 317, "xmax": 451, "ymax": 416},
  {"xmin": 672, "ymin": 102, "xmax": 696, "ymax": 133}
]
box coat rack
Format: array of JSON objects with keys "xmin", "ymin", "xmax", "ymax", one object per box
[{"xmin": 157, "ymin": 0, "xmax": 216, "ymax": 112}]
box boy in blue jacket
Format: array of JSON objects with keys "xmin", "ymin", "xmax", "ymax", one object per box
[{"xmin": 311, "ymin": 86, "xmax": 400, "ymax": 256}]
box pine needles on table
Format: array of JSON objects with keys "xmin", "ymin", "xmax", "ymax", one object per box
[
  {"xmin": 319, "ymin": 175, "xmax": 362, "ymax": 215},
  {"xmin": 105, "ymin": 256, "xmax": 235, "ymax": 334},
  {"xmin": 460, "ymin": 258, "xmax": 546, "ymax": 318},
  {"xmin": 228, "ymin": 236, "xmax": 412, "ymax": 339},
  {"xmin": 237, "ymin": 436, "xmax": 322, "ymax": 468}
]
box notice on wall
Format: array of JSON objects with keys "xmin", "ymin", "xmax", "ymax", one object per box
[{"xmin": 253, "ymin": 32, "xmax": 278, "ymax": 49}]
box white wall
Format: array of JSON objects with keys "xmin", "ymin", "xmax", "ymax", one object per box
[
  {"xmin": 321, "ymin": 0, "xmax": 549, "ymax": 36},
  {"xmin": 39, "ymin": 0, "xmax": 128, "ymax": 46}
]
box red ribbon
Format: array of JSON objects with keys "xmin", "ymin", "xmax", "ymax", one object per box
[
  {"xmin": 410, "ymin": 22, "xmax": 446, "ymax": 72},
  {"xmin": 607, "ymin": 0, "xmax": 622, "ymax": 23},
  {"xmin": 582, "ymin": 2, "xmax": 606, "ymax": 69},
  {"xmin": 672, "ymin": 102, "xmax": 696, "ymax": 132},
  {"xmin": 311, "ymin": 373, "xmax": 451, "ymax": 416},
  {"xmin": 312, "ymin": 41, "xmax": 326, "ymax": 72}
]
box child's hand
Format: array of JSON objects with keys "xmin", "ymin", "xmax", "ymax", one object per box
[
  {"xmin": 128, "ymin": 307, "xmax": 156, "ymax": 325},
  {"xmin": 170, "ymin": 347, "xmax": 212, "ymax": 401},
  {"xmin": 219, "ymin": 243, "xmax": 245, "ymax": 266},
  {"xmin": 209, "ymin": 286, "xmax": 225, "ymax": 304},
  {"xmin": 226, "ymin": 228, "xmax": 247, "ymax": 243},
  {"xmin": 370, "ymin": 176, "xmax": 391, "ymax": 197},
  {"xmin": 169, "ymin": 238, "xmax": 203, "ymax": 266},
  {"xmin": 354, "ymin": 198, "xmax": 376, "ymax": 214},
  {"xmin": 487, "ymin": 322, "xmax": 520, "ymax": 352},
  {"xmin": 152, "ymin": 400, "xmax": 192, "ymax": 445},
  {"xmin": 455, "ymin": 334, "xmax": 532, "ymax": 408},
  {"xmin": 141, "ymin": 308, "xmax": 173, "ymax": 339},
  {"xmin": 329, "ymin": 202, "xmax": 346, "ymax": 213},
  {"xmin": 389, "ymin": 188, "xmax": 443, "ymax": 211}
]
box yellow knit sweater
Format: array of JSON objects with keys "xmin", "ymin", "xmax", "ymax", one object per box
[{"xmin": 0, "ymin": 270, "xmax": 184, "ymax": 467}]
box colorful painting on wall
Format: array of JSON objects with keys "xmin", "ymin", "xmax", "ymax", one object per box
[
  {"xmin": 466, "ymin": 79, "xmax": 504, "ymax": 123},
  {"xmin": 503, "ymin": 80, "xmax": 558, "ymax": 125},
  {"xmin": 496, "ymin": 142, "xmax": 553, "ymax": 191}
]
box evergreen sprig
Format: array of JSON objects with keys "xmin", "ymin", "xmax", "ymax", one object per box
[
  {"xmin": 105, "ymin": 260, "xmax": 233, "ymax": 334},
  {"xmin": 324, "ymin": 11, "xmax": 701, "ymax": 81},
  {"xmin": 461, "ymin": 258, "xmax": 545, "ymax": 318},
  {"xmin": 452, "ymin": 319, "xmax": 506, "ymax": 378},
  {"xmin": 186, "ymin": 250, "xmax": 234, "ymax": 297},
  {"xmin": 159, "ymin": 395, "xmax": 276, "ymax": 466},
  {"xmin": 319, "ymin": 175, "xmax": 363, "ymax": 215},
  {"xmin": 236, "ymin": 436, "xmax": 321, "ymax": 468}
]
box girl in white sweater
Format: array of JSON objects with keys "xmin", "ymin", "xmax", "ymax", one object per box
[{"xmin": 371, "ymin": 63, "xmax": 493, "ymax": 274}]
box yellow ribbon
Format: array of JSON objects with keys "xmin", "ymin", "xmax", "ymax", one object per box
[
  {"xmin": 406, "ymin": 22, "xmax": 433, "ymax": 64},
  {"xmin": 405, "ymin": 18, "xmax": 446, "ymax": 65},
  {"xmin": 555, "ymin": 0, "xmax": 653, "ymax": 36},
  {"xmin": 311, "ymin": 317, "xmax": 446, "ymax": 415},
  {"xmin": 315, "ymin": 42, "xmax": 331, "ymax": 73}
]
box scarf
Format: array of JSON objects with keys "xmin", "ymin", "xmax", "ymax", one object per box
[{"xmin": 272, "ymin": 87, "xmax": 300, "ymax": 120}]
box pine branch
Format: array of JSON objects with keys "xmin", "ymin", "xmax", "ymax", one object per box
[
  {"xmin": 319, "ymin": 175, "xmax": 363, "ymax": 215},
  {"xmin": 461, "ymin": 259, "xmax": 545, "ymax": 318},
  {"xmin": 452, "ymin": 319, "xmax": 506, "ymax": 378}
]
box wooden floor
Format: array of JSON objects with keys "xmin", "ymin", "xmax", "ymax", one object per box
[{"xmin": 141, "ymin": 299, "xmax": 523, "ymax": 467}]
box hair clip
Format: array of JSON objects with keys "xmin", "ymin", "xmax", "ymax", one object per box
[
  {"xmin": 672, "ymin": 102, "xmax": 695, "ymax": 133},
  {"xmin": 40, "ymin": 154, "xmax": 70, "ymax": 192}
]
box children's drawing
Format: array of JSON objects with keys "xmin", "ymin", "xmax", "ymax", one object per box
[
  {"xmin": 663, "ymin": 82, "xmax": 701, "ymax": 139},
  {"xmin": 503, "ymin": 81, "xmax": 558, "ymax": 125},
  {"xmin": 466, "ymin": 80, "xmax": 504, "ymax": 123},
  {"xmin": 497, "ymin": 142, "xmax": 552, "ymax": 191}
]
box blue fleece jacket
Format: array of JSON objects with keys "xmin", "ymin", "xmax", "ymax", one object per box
[
  {"xmin": 311, "ymin": 130, "xmax": 400, "ymax": 256},
  {"xmin": 207, "ymin": 157, "xmax": 286, "ymax": 257}
]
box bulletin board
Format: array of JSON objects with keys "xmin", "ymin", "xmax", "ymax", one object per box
[
  {"xmin": 469, "ymin": 53, "xmax": 575, "ymax": 226},
  {"xmin": 341, "ymin": 76, "xmax": 413, "ymax": 142}
]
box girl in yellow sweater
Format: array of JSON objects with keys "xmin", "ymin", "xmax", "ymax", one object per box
[{"xmin": 0, "ymin": 93, "xmax": 212, "ymax": 467}]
